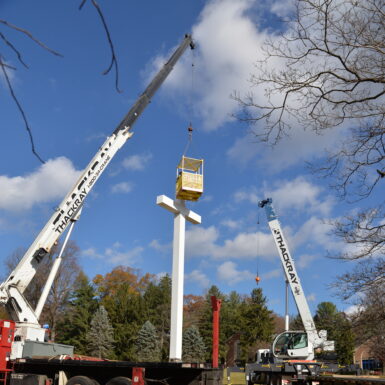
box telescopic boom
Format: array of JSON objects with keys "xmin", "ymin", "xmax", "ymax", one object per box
[{"xmin": 0, "ymin": 35, "xmax": 194, "ymax": 325}]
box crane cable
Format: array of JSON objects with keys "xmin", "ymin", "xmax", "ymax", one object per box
[
  {"xmin": 183, "ymin": 48, "xmax": 196, "ymax": 157},
  {"xmin": 255, "ymin": 211, "xmax": 261, "ymax": 284}
]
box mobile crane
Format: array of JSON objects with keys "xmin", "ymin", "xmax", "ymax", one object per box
[
  {"xmin": 0, "ymin": 35, "xmax": 222, "ymax": 385},
  {"xmin": 246, "ymin": 198, "xmax": 335, "ymax": 385},
  {"xmin": 259, "ymin": 198, "xmax": 334, "ymax": 361}
]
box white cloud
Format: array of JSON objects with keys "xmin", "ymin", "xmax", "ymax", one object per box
[
  {"xmin": 185, "ymin": 225, "xmax": 219, "ymax": 257},
  {"xmin": 155, "ymin": 271, "xmax": 168, "ymax": 282},
  {"xmin": 185, "ymin": 269, "xmax": 210, "ymax": 288},
  {"xmin": 234, "ymin": 176, "xmax": 335, "ymax": 216},
  {"xmin": 213, "ymin": 231, "xmax": 275, "ymax": 259},
  {"xmin": 217, "ymin": 261, "xmax": 254, "ymax": 285},
  {"xmin": 344, "ymin": 304, "xmax": 363, "ymax": 315},
  {"xmin": 227, "ymin": 135, "xmax": 261, "ymax": 168},
  {"xmin": 233, "ymin": 187, "xmax": 260, "ymax": 205},
  {"xmin": 149, "ymin": 0, "xmax": 267, "ymax": 130},
  {"xmin": 296, "ymin": 254, "xmax": 317, "ymax": 269},
  {"xmin": 111, "ymin": 181, "xmax": 133, "ymax": 194},
  {"xmin": 200, "ymin": 194, "xmax": 213, "ymax": 203},
  {"xmin": 185, "ymin": 225, "xmax": 276, "ymax": 260},
  {"xmin": 82, "ymin": 243, "xmax": 143, "ymax": 265},
  {"xmin": 306, "ymin": 293, "xmax": 316, "ymax": 302},
  {"xmin": 262, "ymin": 268, "xmax": 282, "ymax": 280},
  {"xmin": 147, "ymin": 0, "xmax": 346, "ymax": 171},
  {"xmin": 271, "ymin": 0, "xmax": 296, "ymax": 18},
  {"xmin": 149, "ymin": 239, "xmax": 171, "ymax": 253},
  {"xmin": 292, "ymin": 216, "xmax": 343, "ymax": 253},
  {"xmin": 227, "ymin": 115, "xmax": 346, "ymax": 173},
  {"xmin": 267, "ymin": 177, "xmax": 334, "ymax": 216},
  {"xmin": 122, "ymin": 153, "xmax": 152, "ymax": 171},
  {"xmin": 105, "ymin": 243, "xmax": 143, "ymax": 264},
  {"xmin": 82, "ymin": 247, "xmax": 102, "ymax": 259},
  {"xmin": 0, "ymin": 157, "xmax": 81, "ymax": 211},
  {"xmin": 220, "ymin": 219, "xmax": 242, "ymax": 230},
  {"xmin": 85, "ymin": 133, "xmax": 106, "ymax": 143}
]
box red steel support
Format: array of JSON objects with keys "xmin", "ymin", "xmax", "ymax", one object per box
[
  {"xmin": 211, "ymin": 296, "xmax": 222, "ymax": 368},
  {"xmin": 132, "ymin": 367, "xmax": 145, "ymax": 385}
]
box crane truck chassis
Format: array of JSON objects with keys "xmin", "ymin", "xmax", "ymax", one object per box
[{"xmin": 0, "ymin": 35, "xmax": 222, "ymax": 385}]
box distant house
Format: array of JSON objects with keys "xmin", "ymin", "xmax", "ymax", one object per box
[
  {"xmin": 354, "ymin": 340, "xmax": 383, "ymax": 372},
  {"xmin": 226, "ymin": 333, "xmax": 241, "ymax": 367}
]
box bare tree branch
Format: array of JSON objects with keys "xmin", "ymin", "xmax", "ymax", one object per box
[
  {"xmin": 0, "ymin": 57, "xmax": 45, "ymax": 164},
  {"xmin": 0, "ymin": 31, "xmax": 28, "ymax": 68},
  {"xmin": 0, "ymin": 19, "xmax": 62, "ymax": 57},
  {"xmin": 0, "ymin": 19, "xmax": 64, "ymax": 162},
  {"xmin": 235, "ymin": 0, "xmax": 385, "ymax": 262},
  {"xmin": 79, "ymin": 0, "xmax": 122, "ymax": 93}
]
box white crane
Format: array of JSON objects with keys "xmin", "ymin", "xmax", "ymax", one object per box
[
  {"xmin": 259, "ymin": 198, "xmax": 334, "ymax": 361},
  {"xmin": 0, "ymin": 35, "xmax": 194, "ymax": 358}
]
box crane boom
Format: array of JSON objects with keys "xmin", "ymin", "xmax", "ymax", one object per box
[
  {"xmin": 0, "ymin": 34, "xmax": 194, "ymax": 325},
  {"xmin": 259, "ymin": 198, "xmax": 334, "ymax": 360},
  {"xmin": 259, "ymin": 199, "xmax": 316, "ymax": 334}
]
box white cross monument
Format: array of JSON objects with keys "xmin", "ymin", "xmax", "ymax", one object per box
[{"xmin": 156, "ymin": 194, "xmax": 201, "ymax": 362}]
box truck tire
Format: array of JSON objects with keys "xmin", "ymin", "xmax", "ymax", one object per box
[
  {"xmin": 268, "ymin": 374, "xmax": 280, "ymax": 385},
  {"xmin": 106, "ymin": 377, "xmax": 132, "ymax": 385},
  {"xmin": 67, "ymin": 376, "xmax": 95, "ymax": 385}
]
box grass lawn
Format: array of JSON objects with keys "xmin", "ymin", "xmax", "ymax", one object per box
[{"xmin": 223, "ymin": 370, "xmax": 246, "ymax": 385}]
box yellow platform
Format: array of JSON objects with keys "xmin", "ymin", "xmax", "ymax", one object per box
[{"xmin": 176, "ymin": 156, "xmax": 204, "ymax": 201}]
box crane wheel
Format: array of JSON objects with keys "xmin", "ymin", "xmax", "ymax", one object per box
[
  {"xmin": 268, "ymin": 374, "xmax": 280, "ymax": 385},
  {"xmin": 67, "ymin": 376, "xmax": 95, "ymax": 385},
  {"xmin": 106, "ymin": 376, "xmax": 132, "ymax": 385}
]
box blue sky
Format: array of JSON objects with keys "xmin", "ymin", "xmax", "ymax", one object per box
[{"xmin": 1, "ymin": 0, "xmax": 362, "ymax": 317}]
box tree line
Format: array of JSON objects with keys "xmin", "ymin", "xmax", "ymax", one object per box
[{"xmin": 1, "ymin": 243, "xmax": 359, "ymax": 365}]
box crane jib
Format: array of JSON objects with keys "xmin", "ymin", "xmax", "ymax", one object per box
[{"xmin": 272, "ymin": 228, "xmax": 299, "ymax": 285}]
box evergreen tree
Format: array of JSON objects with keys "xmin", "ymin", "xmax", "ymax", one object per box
[
  {"xmin": 135, "ymin": 320, "xmax": 161, "ymax": 362},
  {"xmin": 289, "ymin": 314, "xmax": 304, "ymax": 330},
  {"xmin": 314, "ymin": 302, "xmax": 339, "ymax": 332},
  {"xmin": 334, "ymin": 314, "xmax": 355, "ymax": 365},
  {"xmin": 239, "ymin": 288, "xmax": 274, "ymax": 362},
  {"xmin": 182, "ymin": 326, "xmax": 205, "ymax": 362},
  {"xmin": 100, "ymin": 280, "xmax": 147, "ymax": 360},
  {"xmin": 56, "ymin": 272, "xmax": 98, "ymax": 354},
  {"xmin": 86, "ymin": 305, "xmax": 115, "ymax": 359},
  {"xmin": 314, "ymin": 302, "xmax": 355, "ymax": 364},
  {"xmin": 143, "ymin": 275, "xmax": 171, "ymax": 360}
]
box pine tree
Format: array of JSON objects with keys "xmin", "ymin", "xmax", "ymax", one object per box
[
  {"xmin": 240, "ymin": 288, "xmax": 274, "ymax": 362},
  {"xmin": 314, "ymin": 302, "xmax": 355, "ymax": 364},
  {"xmin": 182, "ymin": 326, "xmax": 206, "ymax": 362},
  {"xmin": 56, "ymin": 272, "xmax": 98, "ymax": 354},
  {"xmin": 143, "ymin": 275, "xmax": 171, "ymax": 360},
  {"xmin": 105, "ymin": 282, "xmax": 147, "ymax": 360},
  {"xmin": 135, "ymin": 320, "xmax": 161, "ymax": 362},
  {"xmin": 86, "ymin": 305, "xmax": 115, "ymax": 358}
]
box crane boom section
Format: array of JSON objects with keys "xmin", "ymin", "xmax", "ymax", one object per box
[
  {"xmin": 0, "ymin": 35, "xmax": 194, "ymax": 310},
  {"xmin": 267, "ymin": 219, "xmax": 316, "ymax": 333},
  {"xmin": 260, "ymin": 199, "xmax": 317, "ymax": 335}
]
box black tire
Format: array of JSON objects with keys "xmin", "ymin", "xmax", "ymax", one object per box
[
  {"xmin": 67, "ymin": 376, "xmax": 95, "ymax": 385},
  {"xmin": 268, "ymin": 374, "xmax": 281, "ymax": 385},
  {"xmin": 106, "ymin": 377, "xmax": 132, "ymax": 385}
]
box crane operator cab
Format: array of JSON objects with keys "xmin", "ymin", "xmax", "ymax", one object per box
[{"xmin": 272, "ymin": 331, "xmax": 313, "ymax": 360}]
